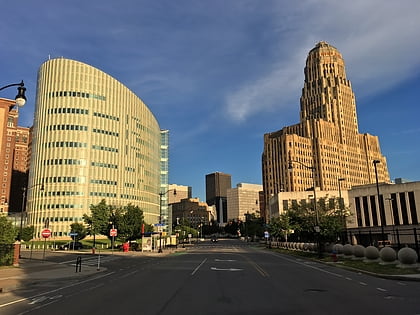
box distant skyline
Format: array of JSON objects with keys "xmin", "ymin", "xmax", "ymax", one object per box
[{"xmin": 2, "ymin": 1, "xmax": 420, "ymax": 201}]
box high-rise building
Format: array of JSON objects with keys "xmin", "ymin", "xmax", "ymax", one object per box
[
  {"xmin": 160, "ymin": 130, "xmax": 170, "ymax": 233},
  {"xmin": 9, "ymin": 126, "xmax": 31, "ymax": 214},
  {"xmin": 206, "ymin": 172, "xmax": 231, "ymax": 224},
  {"xmin": 227, "ymin": 183, "xmax": 263, "ymax": 222},
  {"xmin": 27, "ymin": 58, "xmax": 163, "ymax": 238},
  {"xmin": 0, "ymin": 98, "xmax": 31, "ymax": 215},
  {"xmin": 0, "ymin": 98, "xmax": 18, "ymax": 214},
  {"xmin": 262, "ymin": 41, "xmax": 390, "ymax": 221}
]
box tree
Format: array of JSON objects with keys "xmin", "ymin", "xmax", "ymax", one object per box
[
  {"xmin": 241, "ymin": 213, "xmax": 264, "ymax": 240},
  {"xmin": 70, "ymin": 222, "xmax": 87, "ymax": 241},
  {"xmin": 83, "ymin": 199, "xmax": 114, "ymax": 241},
  {"xmin": 19, "ymin": 226, "xmax": 35, "ymax": 242},
  {"xmin": 269, "ymin": 215, "xmax": 292, "ymax": 241},
  {"xmin": 274, "ymin": 197, "xmax": 348, "ymax": 243},
  {"xmin": 114, "ymin": 204, "xmax": 145, "ymax": 242},
  {"xmin": 0, "ymin": 216, "xmax": 17, "ymax": 243},
  {"xmin": 224, "ymin": 219, "xmax": 240, "ymax": 236}
]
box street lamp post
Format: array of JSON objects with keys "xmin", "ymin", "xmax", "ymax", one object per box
[
  {"xmin": 158, "ymin": 189, "xmax": 176, "ymax": 253},
  {"xmin": 386, "ymin": 197, "xmax": 395, "ymax": 243},
  {"xmin": 288, "ymin": 160, "xmax": 321, "ymax": 257},
  {"xmin": 338, "ymin": 178, "xmax": 345, "ymax": 243},
  {"xmin": 0, "ymin": 80, "xmax": 27, "ymax": 108},
  {"xmin": 19, "ymin": 183, "xmax": 44, "ymax": 258},
  {"xmin": 373, "ymin": 160, "xmax": 386, "ymax": 243}
]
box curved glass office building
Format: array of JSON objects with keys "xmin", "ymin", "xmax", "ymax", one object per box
[{"xmin": 27, "ymin": 58, "xmax": 162, "ymax": 238}]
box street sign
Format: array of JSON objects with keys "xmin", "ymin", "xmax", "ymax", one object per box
[
  {"xmin": 41, "ymin": 228, "xmax": 51, "ymax": 238},
  {"xmin": 110, "ymin": 228, "xmax": 117, "ymax": 237},
  {"xmin": 69, "ymin": 232, "xmax": 78, "ymax": 236}
]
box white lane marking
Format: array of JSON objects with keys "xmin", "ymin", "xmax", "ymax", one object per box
[
  {"xmin": 359, "ymin": 282, "xmax": 368, "ymax": 286},
  {"xmin": 210, "ymin": 267, "xmax": 243, "ymax": 272},
  {"xmin": 0, "ymin": 272, "xmax": 115, "ymax": 309},
  {"xmin": 29, "ymin": 296, "xmax": 48, "ymax": 305},
  {"xmin": 397, "ymin": 282, "xmax": 407, "ymax": 286},
  {"xmin": 345, "ymin": 277, "xmax": 352, "ymax": 281},
  {"xmin": 191, "ymin": 258, "xmax": 207, "ymax": 276},
  {"xmin": 214, "ymin": 259, "xmax": 236, "ymax": 262},
  {"xmin": 377, "ymin": 287, "xmax": 387, "ymax": 292}
]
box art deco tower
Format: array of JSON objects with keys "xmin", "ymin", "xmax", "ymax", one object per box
[{"xmin": 262, "ymin": 41, "xmax": 390, "ymax": 220}]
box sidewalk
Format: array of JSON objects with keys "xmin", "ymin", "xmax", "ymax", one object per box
[
  {"xmin": 1, "ymin": 247, "xmax": 188, "ymax": 293},
  {"xmin": 0, "ymin": 254, "xmax": 104, "ymax": 293}
]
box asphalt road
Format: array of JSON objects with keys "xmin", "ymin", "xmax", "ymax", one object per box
[{"xmin": 1, "ymin": 239, "xmax": 420, "ymax": 315}]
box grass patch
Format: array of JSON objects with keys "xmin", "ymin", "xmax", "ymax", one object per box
[{"xmin": 270, "ymin": 248, "xmax": 420, "ymax": 275}]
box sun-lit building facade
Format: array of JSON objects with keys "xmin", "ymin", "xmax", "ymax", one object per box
[
  {"xmin": 27, "ymin": 58, "xmax": 162, "ymax": 238},
  {"xmin": 262, "ymin": 41, "xmax": 390, "ymax": 221}
]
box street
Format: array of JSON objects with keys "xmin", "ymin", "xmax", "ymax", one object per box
[{"xmin": 1, "ymin": 239, "xmax": 419, "ymax": 315}]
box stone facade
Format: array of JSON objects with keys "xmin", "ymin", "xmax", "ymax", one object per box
[{"xmin": 262, "ymin": 41, "xmax": 389, "ymax": 222}]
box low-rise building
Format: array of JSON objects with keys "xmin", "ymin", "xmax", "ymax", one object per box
[{"xmin": 347, "ymin": 181, "xmax": 420, "ymax": 247}]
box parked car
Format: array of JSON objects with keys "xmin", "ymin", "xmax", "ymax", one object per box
[{"xmin": 59, "ymin": 241, "xmax": 83, "ymax": 250}]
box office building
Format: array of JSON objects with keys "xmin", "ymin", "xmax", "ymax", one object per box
[
  {"xmin": 206, "ymin": 172, "xmax": 231, "ymax": 224},
  {"xmin": 227, "ymin": 183, "xmax": 263, "ymax": 222},
  {"xmin": 168, "ymin": 184, "xmax": 192, "ymax": 204},
  {"xmin": 9, "ymin": 127, "xmax": 31, "ymax": 215},
  {"xmin": 160, "ymin": 130, "xmax": 170, "ymax": 233},
  {"xmin": 269, "ymin": 188, "xmax": 349, "ymax": 220},
  {"xmin": 0, "ymin": 98, "xmax": 31, "ymax": 215},
  {"xmin": 262, "ymin": 41, "xmax": 390, "ymax": 222},
  {"xmin": 347, "ymin": 181, "xmax": 420, "ymax": 246},
  {"xmin": 27, "ymin": 58, "xmax": 163, "ymax": 238},
  {"xmin": 171, "ymin": 197, "xmax": 214, "ymax": 228}
]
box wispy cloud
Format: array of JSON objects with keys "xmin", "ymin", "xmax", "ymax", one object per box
[{"xmin": 223, "ymin": 0, "xmax": 420, "ymax": 121}]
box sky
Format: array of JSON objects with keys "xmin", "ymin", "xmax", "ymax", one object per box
[{"xmin": 1, "ymin": 0, "xmax": 420, "ymax": 201}]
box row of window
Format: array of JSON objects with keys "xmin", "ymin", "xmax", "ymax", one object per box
[
  {"xmin": 90, "ymin": 192, "xmax": 117, "ymax": 197},
  {"xmin": 91, "ymin": 162, "xmax": 118, "ymax": 169},
  {"xmin": 44, "ymin": 159, "xmax": 86, "ymax": 166},
  {"xmin": 47, "ymin": 91, "xmax": 106, "ymax": 101},
  {"xmin": 41, "ymin": 204, "xmax": 84, "ymax": 209},
  {"xmin": 46, "ymin": 141, "xmax": 87, "ymax": 148},
  {"xmin": 35, "ymin": 216, "xmax": 82, "ymax": 223},
  {"xmin": 92, "ymin": 145, "xmax": 118, "ymax": 152},
  {"xmin": 45, "ymin": 191, "xmax": 84, "ymax": 197},
  {"xmin": 48, "ymin": 107, "xmax": 89, "ymax": 115},
  {"xmin": 48, "ymin": 125, "xmax": 88, "ymax": 131},
  {"xmin": 45, "ymin": 177, "xmax": 84, "ymax": 183},
  {"xmin": 44, "ymin": 159, "xmax": 119, "ymax": 170},
  {"xmin": 90, "ymin": 179, "xmax": 117, "ymax": 185},
  {"xmin": 93, "ymin": 111, "xmax": 119, "ymax": 121},
  {"xmin": 44, "ymin": 143, "xmax": 119, "ymax": 152},
  {"xmin": 92, "ymin": 128, "xmax": 119, "ymax": 137}
]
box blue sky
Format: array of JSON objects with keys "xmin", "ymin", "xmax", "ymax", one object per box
[{"xmin": 2, "ymin": 0, "xmax": 420, "ymax": 201}]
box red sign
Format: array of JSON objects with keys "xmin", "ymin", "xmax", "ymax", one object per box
[
  {"xmin": 41, "ymin": 228, "xmax": 51, "ymax": 238},
  {"xmin": 110, "ymin": 228, "xmax": 117, "ymax": 237}
]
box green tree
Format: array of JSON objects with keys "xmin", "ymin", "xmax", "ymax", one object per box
[
  {"xmin": 269, "ymin": 214, "xmax": 292, "ymax": 241},
  {"xmin": 276, "ymin": 197, "xmax": 347, "ymax": 243},
  {"xmin": 83, "ymin": 199, "xmax": 114, "ymax": 241},
  {"xmin": 70, "ymin": 222, "xmax": 87, "ymax": 241},
  {"xmin": 114, "ymin": 204, "xmax": 145, "ymax": 242},
  {"xmin": 224, "ymin": 219, "xmax": 240, "ymax": 236},
  {"xmin": 0, "ymin": 216, "xmax": 17, "ymax": 243},
  {"xmin": 241, "ymin": 213, "xmax": 264, "ymax": 240},
  {"xmin": 20, "ymin": 225, "xmax": 35, "ymax": 242}
]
